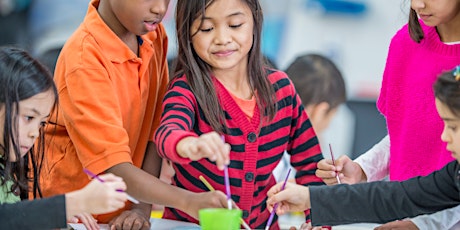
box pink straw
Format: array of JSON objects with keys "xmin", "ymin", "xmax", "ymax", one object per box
[
  {"xmin": 329, "ymin": 144, "xmax": 341, "ymax": 184},
  {"xmin": 224, "ymin": 165, "xmax": 232, "ymax": 209},
  {"xmin": 221, "ymin": 135, "xmax": 232, "ymax": 210},
  {"xmin": 265, "ymin": 168, "xmax": 291, "ymax": 230}
]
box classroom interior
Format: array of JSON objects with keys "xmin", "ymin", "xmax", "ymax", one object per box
[{"xmin": 0, "ymin": 0, "xmax": 410, "ymax": 229}]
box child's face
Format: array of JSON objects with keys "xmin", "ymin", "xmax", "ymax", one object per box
[
  {"xmin": 411, "ymin": 0, "xmax": 460, "ymax": 27},
  {"xmin": 190, "ymin": 0, "xmax": 254, "ymax": 74},
  {"xmin": 0, "ymin": 90, "xmax": 55, "ymax": 161},
  {"xmin": 305, "ymin": 103, "xmax": 338, "ymax": 135},
  {"xmin": 106, "ymin": 0, "xmax": 170, "ymax": 36},
  {"xmin": 436, "ymin": 98, "xmax": 460, "ymax": 163}
]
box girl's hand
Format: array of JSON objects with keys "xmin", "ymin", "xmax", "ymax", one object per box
[
  {"xmin": 177, "ymin": 132, "xmax": 231, "ymax": 170},
  {"xmin": 66, "ymin": 173, "xmax": 128, "ymax": 220},
  {"xmin": 68, "ymin": 212, "xmax": 99, "ymax": 230},
  {"xmin": 315, "ymin": 155, "xmax": 366, "ymax": 185},
  {"xmin": 289, "ymin": 223, "xmax": 329, "ymax": 230},
  {"xmin": 374, "ymin": 220, "xmax": 419, "ymax": 230},
  {"xmin": 266, "ymin": 182, "xmax": 310, "ymax": 214}
]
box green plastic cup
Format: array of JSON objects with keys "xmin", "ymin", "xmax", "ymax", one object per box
[{"xmin": 199, "ymin": 208, "xmax": 242, "ymax": 230}]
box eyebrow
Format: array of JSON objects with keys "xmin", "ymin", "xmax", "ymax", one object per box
[
  {"xmin": 202, "ymin": 11, "xmax": 245, "ymax": 20},
  {"xmin": 26, "ymin": 107, "xmax": 50, "ymax": 118}
]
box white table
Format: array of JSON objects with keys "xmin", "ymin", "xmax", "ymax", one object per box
[
  {"xmin": 67, "ymin": 217, "xmax": 380, "ymax": 230},
  {"xmin": 67, "ymin": 218, "xmax": 200, "ymax": 230},
  {"xmin": 279, "ymin": 213, "xmax": 380, "ymax": 230}
]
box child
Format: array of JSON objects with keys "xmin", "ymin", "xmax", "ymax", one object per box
[
  {"xmin": 286, "ymin": 54, "xmax": 346, "ymax": 134},
  {"xmin": 0, "ymin": 46, "xmax": 128, "ymax": 230},
  {"xmin": 316, "ymin": 1, "xmax": 460, "ymax": 228},
  {"xmin": 154, "ymin": 0, "xmax": 324, "ymax": 229},
  {"xmin": 36, "ymin": 0, "xmax": 229, "ymax": 228},
  {"xmin": 273, "ymin": 53, "xmax": 346, "ymax": 182},
  {"xmin": 267, "ymin": 66, "xmax": 460, "ymax": 227}
]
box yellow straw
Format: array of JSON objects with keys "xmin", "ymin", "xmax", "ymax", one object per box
[
  {"xmin": 199, "ymin": 175, "xmax": 215, "ymax": 191},
  {"xmin": 199, "ymin": 175, "xmax": 251, "ymax": 230}
]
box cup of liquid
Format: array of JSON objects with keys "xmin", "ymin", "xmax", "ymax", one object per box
[{"xmin": 199, "ymin": 208, "xmax": 243, "ymax": 230}]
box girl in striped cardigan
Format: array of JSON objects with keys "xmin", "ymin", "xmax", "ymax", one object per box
[{"xmin": 155, "ymin": 0, "xmax": 325, "ymax": 229}]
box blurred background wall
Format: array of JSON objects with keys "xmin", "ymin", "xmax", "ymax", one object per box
[{"xmin": 0, "ymin": 0, "xmax": 410, "ymax": 158}]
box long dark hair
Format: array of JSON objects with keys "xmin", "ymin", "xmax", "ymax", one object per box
[
  {"xmin": 174, "ymin": 0, "xmax": 276, "ymax": 133},
  {"xmin": 0, "ymin": 46, "xmax": 58, "ymax": 199},
  {"xmin": 434, "ymin": 66, "xmax": 460, "ymax": 117},
  {"xmin": 408, "ymin": 8, "xmax": 424, "ymax": 43}
]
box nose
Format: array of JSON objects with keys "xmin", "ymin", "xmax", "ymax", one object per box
[
  {"xmin": 411, "ymin": 0, "xmax": 425, "ymax": 10},
  {"xmin": 440, "ymin": 126, "xmax": 450, "ymax": 143},
  {"xmin": 28, "ymin": 125, "xmax": 40, "ymax": 141},
  {"xmin": 214, "ymin": 27, "xmax": 232, "ymax": 45},
  {"xmin": 150, "ymin": 0, "xmax": 170, "ymax": 18}
]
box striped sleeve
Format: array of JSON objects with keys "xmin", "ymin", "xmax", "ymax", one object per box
[{"xmin": 154, "ymin": 77, "xmax": 198, "ymax": 164}]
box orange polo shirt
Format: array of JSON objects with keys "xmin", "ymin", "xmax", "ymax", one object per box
[{"xmin": 36, "ymin": 0, "xmax": 169, "ymax": 222}]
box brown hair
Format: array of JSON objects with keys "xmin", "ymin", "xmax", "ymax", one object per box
[
  {"xmin": 285, "ymin": 54, "xmax": 346, "ymax": 112},
  {"xmin": 174, "ymin": 0, "xmax": 276, "ymax": 133},
  {"xmin": 408, "ymin": 8, "xmax": 424, "ymax": 43},
  {"xmin": 434, "ymin": 66, "xmax": 460, "ymax": 117}
]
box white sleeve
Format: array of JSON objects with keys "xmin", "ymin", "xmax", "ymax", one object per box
[
  {"xmin": 353, "ymin": 135, "xmax": 390, "ymax": 182},
  {"xmin": 410, "ymin": 205, "xmax": 460, "ymax": 230}
]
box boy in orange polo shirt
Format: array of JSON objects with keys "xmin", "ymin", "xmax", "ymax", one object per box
[{"xmin": 35, "ymin": 0, "xmax": 229, "ymax": 228}]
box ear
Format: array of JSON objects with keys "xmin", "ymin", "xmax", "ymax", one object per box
[
  {"xmin": 305, "ymin": 102, "xmax": 331, "ymax": 134},
  {"xmin": 305, "ymin": 102, "xmax": 330, "ymax": 121}
]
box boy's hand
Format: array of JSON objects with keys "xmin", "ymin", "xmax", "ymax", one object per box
[
  {"xmin": 177, "ymin": 132, "xmax": 231, "ymax": 170},
  {"xmin": 182, "ymin": 190, "xmax": 233, "ymax": 220},
  {"xmin": 266, "ymin": 182, "xmax": 310, "ymax": 214},
  {"xmin": 108, "ymin": 209, "xmax": 150, "ymax": 230},
  {"xmin": 315, "ymin": 155, "xmax": 366, "ymax": 185}
]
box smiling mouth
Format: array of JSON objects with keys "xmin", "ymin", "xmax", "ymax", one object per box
[{"xmin": 213, "ymin": 50, "xmax": 234, "ymax": 57}]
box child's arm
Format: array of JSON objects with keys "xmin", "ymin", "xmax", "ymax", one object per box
[
  {"xmin": 108, "ymin": 141, "xmax": 159, "ymax": 229},
  {"xmin": 308, "ymin": 161, "xmax": 459, "ymax": 226},
  {"xmin": 315, "ymin": 135, "xmax": 389, "ymax": 185},
  {"xmin": 154, "ymin": 77, "xmax": 230, "ymax": 169},
  {"xmin": 287, "ymin": 92, "xmax": 324, "ymax": 186},
  {"xmin": 269, "ymin": 161, "xmax": 460, "ymax": 227},
  {"xmin": 353, "ymin": 135, "xmax": 390, "ymax": 182},
  {"xmin": 105, "ymin": 162, "xmax": 229, "ymax": 220}
]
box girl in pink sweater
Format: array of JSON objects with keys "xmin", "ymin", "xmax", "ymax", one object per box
[{"xmin": 316, "ymin": 1, "xmax": 460, "ymax": 229}]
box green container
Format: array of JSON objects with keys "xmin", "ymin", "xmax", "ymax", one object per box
[{"xmin": 199, "ymin": 208, "xmax": 242, "ymax": 230}]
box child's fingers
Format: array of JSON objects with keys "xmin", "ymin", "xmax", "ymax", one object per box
[
  {"xmin": 75, "ymin": 213, "xmax": 99, "ymax": 230},
  {"xmin": 195, "ymin": 136, "xmax": 230, "ymax": 170},
  {"xmin": 335, "ymin": 155, "xmax": 352, "ymax": 171},
  {"xmin": 317, "ymin": 158, "xmax": 334, "ymax": 169},
  {"xmin": 102, "ymin": 177, "xmax": 127, "ymax": 193},
  {"xmin": 266, "ymin": 182, "xmax": 283, "ymax": 198}
]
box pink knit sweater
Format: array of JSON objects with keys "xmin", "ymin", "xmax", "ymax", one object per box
[{"xmin": 377, "ymin": 21, "xmax": 460, "ymax": 181}]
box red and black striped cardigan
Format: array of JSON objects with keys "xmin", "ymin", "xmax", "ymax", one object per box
[{"xmin": 155, "ymin": 70, "xmax": 325, "ymax": 229}]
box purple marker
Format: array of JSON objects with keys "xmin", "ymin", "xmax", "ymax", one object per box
[{"xmin": 265, "ymin": 168, "xmax": 291, "ymax": 230}]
